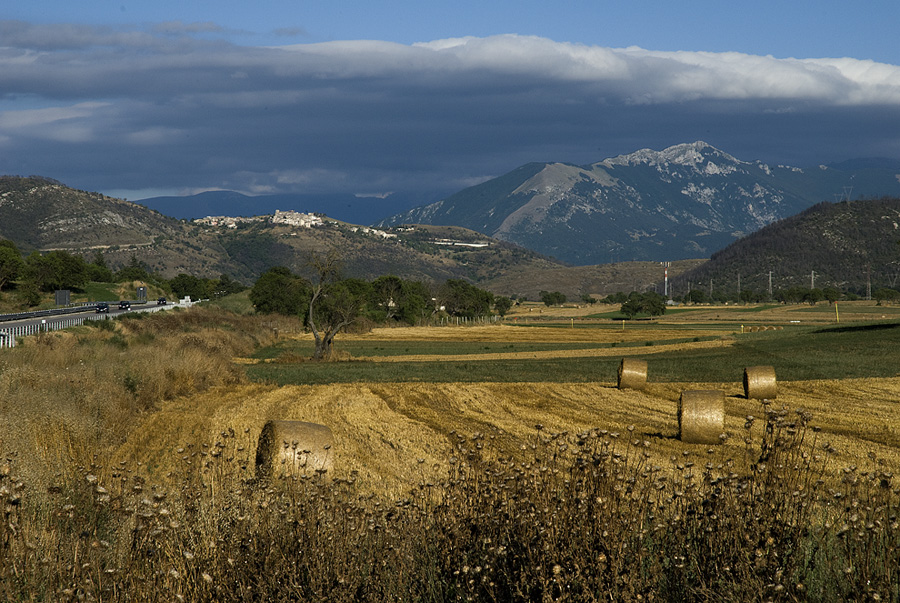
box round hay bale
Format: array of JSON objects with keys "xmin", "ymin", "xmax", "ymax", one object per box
[
  {"xmin": 255, "ymin": 420, "xmax": 334, "ymax": 480},
  {"xmin": 678, "ymin": 390, "xmax": 725, "ymax": 445},
  {"xmin": 617, "ymin": 358, "xmax": 648, "ymax": 390},
  {"xmin": 743, "ymin": 365, "xmax": 777, "ymax": 400}
]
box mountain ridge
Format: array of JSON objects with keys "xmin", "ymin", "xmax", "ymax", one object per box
[{"xmin": 379, "ymin": 142, "xmax": 900, "ymax": 265}]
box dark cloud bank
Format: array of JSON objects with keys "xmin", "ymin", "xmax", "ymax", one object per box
[{"xmin": 1, "ymin": 22, "xmax": 898, "ymax": 203}]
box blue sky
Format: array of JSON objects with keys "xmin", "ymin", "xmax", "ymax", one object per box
[{"xmin": 2, "ymin": 1, "xmax": 899, "ymax": 206}]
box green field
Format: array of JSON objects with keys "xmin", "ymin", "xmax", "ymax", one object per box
[{"xmin": 247, "ymin": 321, "xmax": 900, "ymax": 385}]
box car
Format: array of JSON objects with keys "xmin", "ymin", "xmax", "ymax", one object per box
[
  {"xmin": 118, "ymin": 301, "xmax": 131, "ymax": 310},
  {"xmin": 157, "ymin": 297, "xmax": 167, "ymax": 305},
  {"xmin": 95, "ymin": 302, "xmax": 110, "ymax": 313}
]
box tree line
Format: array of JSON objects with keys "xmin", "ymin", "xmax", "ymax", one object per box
[
  {"xmin": 249, "ymin": 254, "xmax": 511, "ymax": 359},
  {"xmin": 0, "ymin": 241, "xmax": 245, "ymax": 307}
]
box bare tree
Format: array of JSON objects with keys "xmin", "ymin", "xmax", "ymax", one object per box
[{"xmin": 307, "ymin": 250, "xmax": 364, "ymax": 360}]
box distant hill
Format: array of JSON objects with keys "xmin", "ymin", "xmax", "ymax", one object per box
[
  {"xmin": 0, "ymin": 176, "xmax": 562, "ymax": 286},
  {"xmin": 136, "ymin": 190, "xmax": 432, "ymax": 225},
  {"xmin": 673, "ymin": 197, "xmax": 900, "ymax": 296},
  {"xmin": 479, "ymin": 259, "xmax": 706, "ymax": 301},
  {"xmin": 379, "ymin": 142, "xmax": 900, "ymax": 265}
]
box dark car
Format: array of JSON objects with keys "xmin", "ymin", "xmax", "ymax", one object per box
[
  {"xmin": 157, "ymin": 297, "xmax": 167, "ymax": 305},
  {"xmin": 119, "ymin": 301, "xmax": 131, "ymax": 310},
  {"xmin": 95, "ymin": 302, "xmax": 110, "ymax": 313}
]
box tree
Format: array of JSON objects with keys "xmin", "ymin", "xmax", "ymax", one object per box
[
  {"xmin": 116, "ymin": 255, "xmax": 152, "ymax": 283},
  {"xmin": 685, "ymin": 289, "xmax": 709, "ymax": 304},
  {"xmin": 169, "ymin": 273, "xmax": 210, "ymax": 300},
  {"xmin": 803, "ymin": 288, "xmax": 825, "ymax": 305},
  {"xmin": 822, "ymin": 287, "xmax": 841, "ymax": 304},
  {"xmin": 307, "ymin": 251, "xmax": 366, "ymax": 360},
  {"xmin": 439, "ymin": 279, "xmax": 494, "ymax": 318},
  {"xmin": 494, "ymin": 296, "xmax": 514, "ymax": 317},
  {"xmin": 601, "ymin": 292, "xmax": 628, "ymax": 304},
  {"xmin": 540, "ymin": 290, "xmax": 567, "ymax": 306},
  {"xmin": 371, "ymin": 275, "xmax": 404, "ymax": 321},
  {"xmin": 23, "ymin": 250, "xmax": 88, "ymax": 291},
  {"xmin": 581, "ymin": 294, "xmax": 598, "ymax": 305},
  {"xmin": 0, "ymin": 242, "xmax": 24, "ymax": 291},
  {"xmin": 87, "ymin": 250, "xmax": 114, "ymax": 282},
  {"xmin": 249, "ymin": 266, "xmax": 310, "ymax": 315},
  {"xmin": 215, "ymin": 273, "xmax": 246, "ymax": 296},
  {"xmin": 874, "ymin": 287, "xmax": 900, "ymax": 304},
  {"xmin": 620, "ymin": 291, "xmax": 667, "ymax": 319},
  {"xmin": 396, "ymin": 280, "xmax": 432, "ymax": 325}
]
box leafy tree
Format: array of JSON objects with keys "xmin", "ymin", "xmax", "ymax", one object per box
[
  {"xmin": 396, "ymin": 280, "xmax": 432, "ymax": 325},
  {"xmin": 494, "ymin": 296, "xmax": 514, "ymax": 317},
  {"xmin": 874, "ymin": 287, "xmax": 900, "ymax": 304},
  {"xmin": 87, "ymin": 251, "xmax": 114, "ymax": 282},
  {"xmin": 580, "ymin": 294, "xmax": 598, "ymax": 305},
  {"xmin": 620, "ymin": 291, "xmax": 667, "ymax": 319},
  {"xmin": 249, "ymin": 266, "xmax": 310, "ymax": 315},
  {"xmin": 803, "ymin": 288, "xmax": 825, "ymax": 305},
  {"xmin": 214, "ymin": 273, "xmax": 247, "ymax": 296},
  {"xmin": 371, "ymin": 275, "xmax": 404, "ymax": 321},
  {"xmin": 601, "ymin": 292, "xmax": 628, "ymax": 304},
  {"xmin": 169, "ymin": 273, "xmax": 211, "ymax": 300},
  {"xmin": 685, "ymin": 289, "xmax": 709, "ymax": 304},
  {"xmin": 439, "ymin": 279, "xmax": 494, "ymax": 318},
  {"xmin": 0, "ymin": 242, "xmax": 24, "ymax": 291},
  {"xmin": 540, "ymin": 290, "xmax": 567, "ymax": 306},
  {"xmin": 16, "ymin": 280, "xmax": 42, "ymax": 307},
  {"xmin": 775, "ymin": 287, "xmax": 807, "ymax": 304},
  {"xmin": 822, "ymin": 287, "xmax": 841, "ymax": 303},
  {"xmin": 24, "ymin": 250, "xmax": 88, "ymax": 292},
  {"xmin": 116, "ymin": 255, "xmax": 152, "ymax": 283}
]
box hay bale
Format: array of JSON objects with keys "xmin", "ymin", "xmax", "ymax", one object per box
[
  {"xmin": 617, "ymin": 358, "xmax": 648, "ymax": 390},
  {"xmin": 678, "ymin": 390, "xmax": 725, "ymax": 445},
  {"xmin": 255, "ymin": 420, "xmax": 334, "ymax": 480},
  {"xmin": 743, "ymin": 365, "xmax": 777, "ymax": 400}
]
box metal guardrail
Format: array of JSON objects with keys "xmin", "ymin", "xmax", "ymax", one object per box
[
  {"xmin": 0, "ymin": 302, "xmax": 102, "ymax": 323},
  {"xmin": 0, "ymin": 299, "xmax": 197, "ymax": 349}
]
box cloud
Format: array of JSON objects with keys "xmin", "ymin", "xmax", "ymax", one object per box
[{"xmin": 0, "ymin": 24, "xmax": 898, "ymax": 199}]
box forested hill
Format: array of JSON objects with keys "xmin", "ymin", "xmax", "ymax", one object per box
[{"xmin": 674, "ymin": 197, "xmax": 900, "ymax": 296}]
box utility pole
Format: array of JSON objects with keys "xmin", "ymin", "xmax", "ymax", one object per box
[
  {"xmin": 768, "ymin": 271, "xmax": 773, "ymax": 297},
  {"xmin": 737, "ymin": 273, "xmax": 741, "ymax": 295},
  {"xmin": 811, "ymin": 270, "xmax": 816, "ymax": 289},
  {"xmin": 867, "ymin": 265, "xmax": 872, "ymax": 300},
  {"xmin": 663, "ymin": 262, "xmax": 669, "ymax": 297}
]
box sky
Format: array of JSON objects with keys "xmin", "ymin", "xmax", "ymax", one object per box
[{"xmin": 2, "ymin": 0, "xmax": 900, "ymax": 205}]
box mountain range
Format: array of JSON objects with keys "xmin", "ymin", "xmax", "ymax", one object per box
[{"xmin": 378, "ymin": 142, "xmax": 900, "ymax": 265}]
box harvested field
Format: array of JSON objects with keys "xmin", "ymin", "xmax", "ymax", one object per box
[{"xmin": 116, "ymin": 376, "xmax": 900, "ymax": 497}]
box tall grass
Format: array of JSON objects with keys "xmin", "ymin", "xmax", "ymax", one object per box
[
  {"xmin": 0, "ymin": 307, "xmax": 297, "ymax": 486},
  {"xmin": 1, "ymin": 404, "xmax": 896, "ymax": 601}
]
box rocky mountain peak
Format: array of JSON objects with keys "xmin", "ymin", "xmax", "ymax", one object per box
[{"xmin": 599, "ymin": 141, "xmax": 741, "ymax": 169}]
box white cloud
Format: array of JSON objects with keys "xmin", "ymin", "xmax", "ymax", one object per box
[{"xmin": 0, "ymin": 25, "xmax": 898, "ymax": 197}]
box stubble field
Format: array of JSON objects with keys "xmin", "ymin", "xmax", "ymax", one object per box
[{"xmin": 115, "ymin": 301, "xmax": 900, "ymax": 496}]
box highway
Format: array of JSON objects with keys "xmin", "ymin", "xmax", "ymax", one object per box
[{"xmin": 0, "ymin": 300, "xmax": 191, "ymax": 349}]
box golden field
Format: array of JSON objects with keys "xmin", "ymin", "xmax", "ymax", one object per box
[{"xmin": 104, "ymin": 301, "xmax": 900, "ymax": 497}]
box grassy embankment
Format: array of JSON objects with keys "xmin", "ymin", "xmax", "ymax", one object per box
[{"xmin": 1, "ymin": 301, "xmax": 899, "ymax": 601}]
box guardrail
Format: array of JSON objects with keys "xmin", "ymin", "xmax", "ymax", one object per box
[
  {"xmin": 0, "ymin": 302, "xmax": 101, "ymax": 324},
  {"xmin": 0, "ymin": 300, "xmax": 197, "ymax": 349}
]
